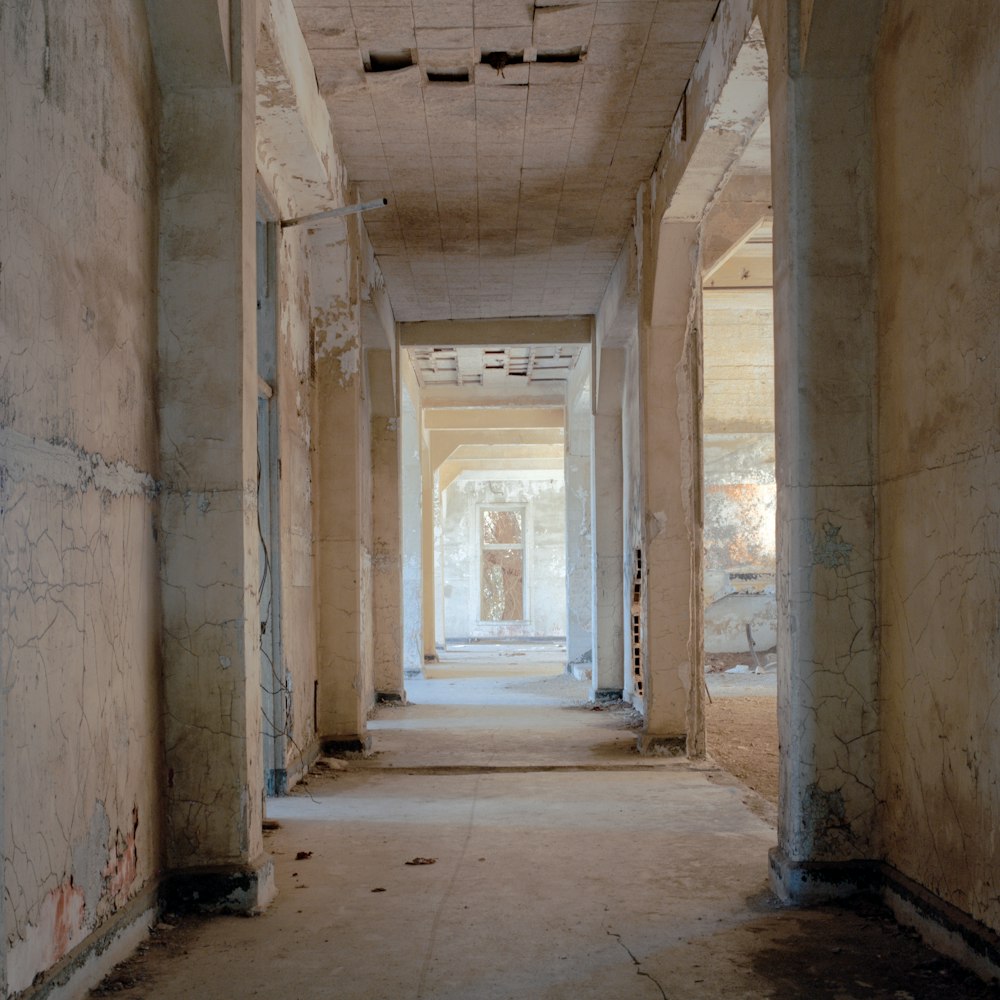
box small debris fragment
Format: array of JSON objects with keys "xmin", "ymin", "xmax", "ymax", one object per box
[
  {"xmin": 371, "ymin": 887, "xmax": 387, "ymax": 893},
  {"xmin": 295, "ymin": 851, "xmax": 313, "ymax": 860},
  {"xmin": 405, "ymin": 857, "xmax": 437, "ymax": 866}
]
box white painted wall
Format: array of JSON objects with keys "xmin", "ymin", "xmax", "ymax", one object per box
[{"xmin": 442, "ymin": 473, "xmax": 567, "ymax": 641}]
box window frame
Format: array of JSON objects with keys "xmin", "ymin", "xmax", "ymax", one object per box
[{"xmin": 476, "ymin": 502, "xmax": 529, "ymax": 624}]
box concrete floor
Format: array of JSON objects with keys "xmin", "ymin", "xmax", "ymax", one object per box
[{"xmin": 90, "ymin": 659, "xmax": 995, "ymax": 999}]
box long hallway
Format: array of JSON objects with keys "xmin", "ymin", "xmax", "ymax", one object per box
[{"xmin": 90, "ymin": 664, "xmax": 993, "ymax": 1000}]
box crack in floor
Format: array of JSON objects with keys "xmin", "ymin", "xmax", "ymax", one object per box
[{"xmin": 607, "ymin": 929, "xmax": 669, "ymax": 1000}]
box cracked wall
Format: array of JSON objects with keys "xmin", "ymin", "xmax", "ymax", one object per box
[
  {"xmin": 875, "ymin": 1, "xmax": 1000, "ymax": 933},
  {"xmin": 0, "ymin": 1, "xmax": 162, "ymax": 990}
]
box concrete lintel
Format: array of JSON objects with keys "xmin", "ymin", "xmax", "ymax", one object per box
[
  {"xmin": 400, "ymin": 316, "xmax": 593, "ymax": 347},
  {"xmin": 162, "ymin": 856, "xmax": 277, "ymax": 916},
  {"xmin": 423, "ymin": 406, "xmax": 565, "ymax": 430},
  {"xmin": 428, "ymin": 427, "xmax": 565, "ymax": 472}
]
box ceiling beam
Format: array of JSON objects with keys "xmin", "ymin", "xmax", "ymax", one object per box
[{"xmin": 400, "ymin": 316, "xmax": 593, "ymax": 347}]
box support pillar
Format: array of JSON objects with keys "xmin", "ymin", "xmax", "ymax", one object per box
[
  {"xmin": 763, "ymin": 0, "xmax": 882, "ymax": 901},
  {"xmin": 638, "ymin": 217, "xmax": 704, "ymax": 756},
  {"xmin": 312, "ymin": 224, "xmax": 373, "ymax": 752},
  {"xmin": 369, "ymin": 350, "xmax": 405, "ymax": 701},
  {"xmin": 592, "ymin": 349, "xmax": 626, "ymax": 699},
  {"xmin": 420, "ymin": 425, "xmax": 438, "ymax": 662},
  {"xmin": 400, "ymin": 375, "xmax": 424, "ymax": 676},
  {"xmin": 565, "ymin": 355, "xmax": 594, "ymax": 672},
  {"xmin": 151, "ymin": 0, "xmax": 274, "ymax": 909}
]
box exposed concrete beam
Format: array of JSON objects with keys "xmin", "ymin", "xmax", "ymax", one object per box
[
  {"xmin": 423, "ymin": 407, "xmax": 564, "ymax": 431},
  {"xmin": 654, "ymin": 1, "xmax": 768, "ymax": 226},
  {"xmin": 428, "ymin": 428, "xmax": 565, "ymax": 472},
  {"xmin": 255, "ymin": 0, "xmax": 348, "ymax": 218},
  {"xmin": 400, "ymin": 316, "xmax": 593, "ymax": 348},
  {"xmin": 438, "ymin": 456, "xmax": 564, "ymax": 494}
]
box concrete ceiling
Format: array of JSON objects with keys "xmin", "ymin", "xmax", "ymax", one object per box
[
  {"xmin": 409, "ymin": 343, "xmax": 584, "ymax": 388},
  {"xmin": 293, "ymin": 0, "xmax": 721, "ymax": 322}
]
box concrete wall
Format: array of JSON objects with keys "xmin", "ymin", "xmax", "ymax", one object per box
[
  {"xmin": 702, "ymin": 288, "xmax": 776, "ymax": 652},
  {"xmin": 442, "ymin": 474, "xmax": 567, "ymax": 641},
  {"xmin": 275, "ymin": 225, "xmax": 319, "ymax": 769},
  {"xmin": 0, "ymin": 3, "xmax": 162, "ymax": 991},
  {"xmin": 874, "ymin": 0, "xmax": 1000, "ymax": 935}
]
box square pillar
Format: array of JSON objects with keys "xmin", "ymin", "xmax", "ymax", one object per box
[
  {"xmin": 311, "ymin": 225, "xmax": 374, "ymax": 751},
  {"xmin": 592, "ymin": 349, "xmax": 626, "ymax": 699},
  {"xmin": 764, "ymin": 0, "xmax": 881, "ymax": 900},
  {"xmin": 369, "ymin": 349, "xmax": 405, "ymax": 700},
  {"xmin": 400, "ymin": 376, "xmax": 424, "ymax": 676},
  {"xmin": 638, "ymin": 219, "xmax": 704, "ymax": 755},
  {"xmin": 152, "ymin": 0, "xmax": 274, "ymax": 909},
  {"xmin": 565, "ymin": 355, "xmax": 594, "ymax": 671}
]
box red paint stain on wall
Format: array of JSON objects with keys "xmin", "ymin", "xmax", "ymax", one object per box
[
  {"xmin": 51, "ymin": 879, "xmax": 87, "ymax": 962},
  {"xmin": 102, "ymin": 806, "xmax": 139, "ymax": 907}
]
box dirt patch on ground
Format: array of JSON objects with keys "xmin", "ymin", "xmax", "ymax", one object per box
[{"xmin": 706, "ymin": 694, "xmax": 778, "ymax": 804}]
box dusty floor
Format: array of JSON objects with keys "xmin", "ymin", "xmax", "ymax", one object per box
[{"xmin": 87, "ymin": 658, "xmax": 994, "ymax": 999}]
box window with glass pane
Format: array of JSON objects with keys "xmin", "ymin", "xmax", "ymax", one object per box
[{"xmin": 480, "ymin": 507, "xmax": 525, "ymax": 621}]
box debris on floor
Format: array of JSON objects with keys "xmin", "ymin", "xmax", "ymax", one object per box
[
  {"xmin": 295, "ymin": 850, "xmax": 313, "ymax": 860},
  {"xmin": 404, "ymin": 857, "xmax": 437, "ymax": 866}
]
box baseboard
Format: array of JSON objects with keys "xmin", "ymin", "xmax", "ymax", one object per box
[
  {"xmin": 321, "ymin": 733, "xmax": 372, "ymax": 754},
  {"xmin": 768, "ymin": 848, "xmax": 881, "ymax": 904},
  {"xmin": 883, "ymin": 866, "xmax": 1000, "ymax": 983},
  {"xmin": 15, "ymin": 883, "xmax": 159, "ymax": 1000},
  {"xmin": 161, "ymin": 854, "xmax": 276, "ymax": 915},
  {"xmin": 770, "ymin": 849, "xmax": 1000, "ymax": 983},
  {"xmin": 636, "ymin": 732, "xmax": 686, "ymax": 756},
  {"xmin": 283, "ymin": 738, "xmax": 322, "ymax": 792},
  {"xmin": 593, "ymin": 688, "xmax": 624, "ymax": 702}
]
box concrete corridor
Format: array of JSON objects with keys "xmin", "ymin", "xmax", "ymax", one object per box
[{"xmin": 90, "ymin": 664, "xmax": 995, "ymax": 1000}]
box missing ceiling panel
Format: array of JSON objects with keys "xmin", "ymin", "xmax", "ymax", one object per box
[
  {"xmin": 481, "ymin": 50, "xmax": 524, "ymax": 77},
  {"xmin": 426, "ymin": 66, "xmax": 470, "ymax": 83},
  {"xmin": 365, "ymin": 49, "xmax": 415, "ymax": 73},
  {"xmin": 536, "ymin": 46, "xmax": 584, "ymax": 63}
]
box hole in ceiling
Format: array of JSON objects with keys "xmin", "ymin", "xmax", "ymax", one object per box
[
  {"xmin": 481, "ymin": 50, "xmax": 524, "ymax": 77},
  {"xmin": 536, "ymin": 47, "xmax": 584, "ymax": 64},
  {"xmin": 426, "ymin": 67, "xmax": 470, "ymax": 83},
  {"xmin": 365, "ymin": 50, "xmax": 415, "ymax": 73}
]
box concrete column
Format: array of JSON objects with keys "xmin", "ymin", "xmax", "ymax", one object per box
[
  {"xmin": 369, "ymin": 350, "xmax": 405, "ymax": 700},
  {"xmin": 565, "ymin": 357, "xmax": 594, "ymax": 672},
  {"xmin": 420, "ymin": 425, "xmax": 438, "ymax": 662},
  {"xmin": 638, "ymin": 218, "xmax": 704, "ymax": 755},
  {"xmin": 591, "ymin": 349, "xmax": 626, "ymax": 699},
  {"xmin": 312, "ymin": 224, "xmax": 374, "ymax": 751},
  {"xmin": 763, "ymin": 0, "xmax": 882, "ymax": 900},
  {"xmin": 151, "ymin": 0, "xmax": 274, "ymax": 908},
  {"xmin": 400, "ymin": 376, "xmax": 424, "ymax": 676}
]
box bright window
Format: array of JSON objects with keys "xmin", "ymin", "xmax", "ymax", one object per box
[{"xmin": 480, "ymin": 507, "xmax": 525, "ymax": 621}]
